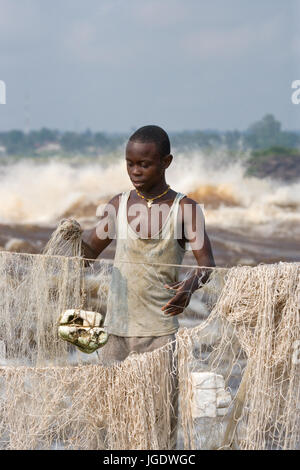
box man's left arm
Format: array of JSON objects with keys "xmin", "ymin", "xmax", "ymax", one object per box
[{"xmin": 162, "ymin": 198, "xmax": 215, "ymax": 316}]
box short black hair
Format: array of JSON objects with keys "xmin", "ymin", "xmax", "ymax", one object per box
[{"xmin": 129, "ymin": 125, "xmax": 170, "ymax": 158}]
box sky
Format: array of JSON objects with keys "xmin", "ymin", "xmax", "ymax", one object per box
[{"xmin": 0, "ymin": 0, "xmax": 299, "ymax": 132}]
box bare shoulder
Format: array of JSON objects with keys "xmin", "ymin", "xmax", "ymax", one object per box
[
  {"xmin": 179, "ymin": 196, "xmax": 205, "ymax": 218},
  {"xmin": 83, "ymin": 192, "xmax": 122, "ymax": 242},
  {"xmin": 179, "ymin": 196, "xmax": 199, "ymax": 208},
  {"xmin": 107, "ymin": 193, "xmax": 123, "ymax": 210},
  {"xmin": 97, "ymin": 192, "xmax": 123, "ymax": 217}
]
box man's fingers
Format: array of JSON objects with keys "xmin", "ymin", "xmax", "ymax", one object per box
[
  {"xmin": 163, "ymin": 306, "xmax": 181, "ymax": 314},
  {"xmin": 164, "ymin": 308, "xmax": 183, "ymax": 316},
  {"xmin": 165, "ymin": 280, "xmax": 197, "ymax": 293},
  {"xmin": 163, "ymin": 292, "xmax": 185, "ymax": 307},
  {"xmin": 163, "ymin": 305, "xmax": 177, "ymax": 313},
  {"xmin": 162, "ymin": 295, "xmax": 185, "ymax": 312},
  {"xmin": 164, "ymin": 281, "xmax": 183, "ymax": 290},
  {"xmin": 161, "ymin": 298, "xmax": 178, "ymax": 311},
  {"xmin": 162, "ymin": 293, "xmax": 191, "ymax": 314}
]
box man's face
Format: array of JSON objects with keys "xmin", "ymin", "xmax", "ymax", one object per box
[{"xmin": 126, "ymin": 141, "xmax": 171, "ymax": 192}]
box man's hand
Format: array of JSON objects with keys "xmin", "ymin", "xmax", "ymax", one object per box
[{"xmin": 161, "ymin": 276, "xmax": 199, "ymax": 316}]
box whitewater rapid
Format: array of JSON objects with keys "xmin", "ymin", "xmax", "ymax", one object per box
[{"xmin": 0, "ymin": 151, "xmax": 299, "ymax": 238}]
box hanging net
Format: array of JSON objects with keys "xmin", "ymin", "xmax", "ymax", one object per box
[{"xmin": 0, "ymin": 220, "xmax": 299, "ymax": 450}]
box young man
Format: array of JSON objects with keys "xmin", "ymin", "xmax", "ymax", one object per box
[
  {"xmin": 82, "ymin": 125, "xmax": 215, "ymax": 447},
  {"xmin": 83, "ymin": 124, "xmax": 215, "ymax": 324}
]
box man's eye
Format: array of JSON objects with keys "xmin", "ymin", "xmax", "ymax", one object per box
[{"xmin": 141, "ymin": 163, "xmax": 149, "ymax": 168}]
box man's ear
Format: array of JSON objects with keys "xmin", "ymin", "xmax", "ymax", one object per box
[{"xmin": 162, "ymin": 154, "xmax": 173, "ymax": 169}]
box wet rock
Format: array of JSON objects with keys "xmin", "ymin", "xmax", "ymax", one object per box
[{"xmin": 4, "ymin": 238, "xmax": 38, "ymax": 254}]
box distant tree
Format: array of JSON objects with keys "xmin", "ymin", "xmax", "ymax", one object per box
[
  {"xmin": 244, "ymin": 114, "xmax": 300, "ymax": 149},
  {"xmin": 38, "ymin": 128, "xmax": 58, "ymax": 143},
  {"xmin": 2, "ymin": 130, "xmax": 27, "ymax": 154},
  {"xmin": 94, "ymin": 132, "xmax": 109, "ymax": 148},
  {"xmin": 224, "ymin": 130, "xmax": 242, "ymax": 149},
  {"xmin": 245, "ymin": 114, "xmax": 300, "ymax": 149},
  {"xmin": 0, "ymin": 118, "xmax": 298, "ymax": 156},
  {"xmin": 250, "ymin": 114, "xmax": 281, "ymax": 134},
  {"xmin": 82, "ymin": 128, "xmax": 93, "ymax": 147},
  {"xmin": 61, "ymin": 132, "xmax": 84, "ymax": 152}
]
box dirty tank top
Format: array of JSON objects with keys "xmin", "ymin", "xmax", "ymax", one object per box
[{"xmin": 104, "ymin": 191, "xmax": 187, "ymax": 337}]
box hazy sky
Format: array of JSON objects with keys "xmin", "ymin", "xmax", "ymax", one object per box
[{"xmin": 0, "ymin": 0, "xmax": 299, "ymax": 132}]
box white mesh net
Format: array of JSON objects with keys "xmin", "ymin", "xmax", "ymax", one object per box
[{"xmin": 0, "ymin": 221, "xmax": 298, "ymax": 450}]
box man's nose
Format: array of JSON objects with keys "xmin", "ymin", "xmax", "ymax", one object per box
[{"xmin": 131, "ymin": 166, "xmax": 142, "ymax": 176}]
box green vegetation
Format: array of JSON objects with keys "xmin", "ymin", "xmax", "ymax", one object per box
[
  {"xmin": 244, "ymin": 115, "xmax": 300, "ymax": 150},
  {"xmin": 0, "ymin": 115, "xmax": 299, "ymax": 160},
  {"xmin": 0, "ymin": 128, "xmax": 125, "ymax": 156},
  {"xmin": 246, "ymin": 146, "xmax": 300, "ymax": 181}
]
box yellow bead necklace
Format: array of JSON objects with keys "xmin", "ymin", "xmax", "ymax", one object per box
[{"xmin": 135, "ymin": 185, "xmax": 170, "ymax": 208}]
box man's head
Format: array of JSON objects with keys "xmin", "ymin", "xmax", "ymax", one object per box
[{"xmin": 126, "ymin": 125, "xmax": 172, "ymax": 192}]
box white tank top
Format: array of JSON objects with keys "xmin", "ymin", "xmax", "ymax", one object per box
[{"xmin": 104, "ymin": 191, "xmax": 187, "ymax": 337}]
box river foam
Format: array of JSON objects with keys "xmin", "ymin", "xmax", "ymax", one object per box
[{"xmin": 0, "ymin": 151, "xmax": 299, "ymax": 237}]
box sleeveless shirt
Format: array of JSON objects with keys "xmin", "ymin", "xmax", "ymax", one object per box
[{"xmin": 104, "ymin": 191, "xmax": 187, "ymax": 337}]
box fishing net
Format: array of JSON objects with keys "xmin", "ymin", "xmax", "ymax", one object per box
[{"xmin": 0, "ymin": 220, "xmax": 299, "ymax": 450}]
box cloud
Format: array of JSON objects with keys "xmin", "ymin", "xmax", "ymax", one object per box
[
  {"xmin": 180, "ymin": 17, "xmax": 283, "ymax": 60},
  {"xmin": 0, "ymin": 0, "xmax": 296, "ymax": 131},
  {"xmin": 62, "ymin": 19, "xmax": 136, "ymax": 66},
  {"xmin": 0, "ymin": 0, "xmax": 40, "ymax": 40},
  {"xmin": 292, "ymin": 1, "xmax": 300, "ymax": 62},
  {"xmin": 133, "ymin": 0, "xmax": 188, "ymax": 28},
  {"xmin": 63, "ymin": 21, "xmax": 98, "ymax": 63}
]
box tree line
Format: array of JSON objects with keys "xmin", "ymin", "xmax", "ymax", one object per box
[{"xmin": 0, "ymin": 114, "xmax": 299, "ymax": 156}]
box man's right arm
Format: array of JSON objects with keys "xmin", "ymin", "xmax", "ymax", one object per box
[{"xmin": 81, "ymin": 194, "xmax": 121, "ymax": 260}]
